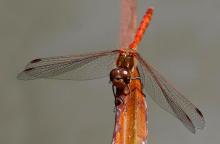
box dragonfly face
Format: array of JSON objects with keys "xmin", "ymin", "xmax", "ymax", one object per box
[
  {"xmin": 110, "ymin": 67, "xmax": 131, "ymax": 89},
  {"xmin": 109, "ymin": 67, "xmax": 131, "ymax": 106}
]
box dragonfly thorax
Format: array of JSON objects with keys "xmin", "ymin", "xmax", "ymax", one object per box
[{"xmin": 116, "ymin": 53, "xmax": 135, "ymax": 71}]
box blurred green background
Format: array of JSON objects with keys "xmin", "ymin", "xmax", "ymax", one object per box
[{"xmin": 1, "ymin": 0, "xmax": 219, "ymax": 143}]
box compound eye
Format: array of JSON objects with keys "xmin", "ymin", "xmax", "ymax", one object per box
[{"xmin": 122, "ymin": 70, "xmax": 128, "ymax": 75}]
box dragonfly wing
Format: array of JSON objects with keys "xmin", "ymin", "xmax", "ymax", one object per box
[
  {"xmin": 17, "ymin": 50, "xmax": 119, "ymax": 80},
  {"xmin": 136, "ymin": 53, "xmax": 205, "ymax": 133}
]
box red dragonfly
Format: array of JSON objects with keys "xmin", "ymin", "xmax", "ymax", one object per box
[{"xmin": 17, "ymin": 7, "xmax": 205, "ymax": 135}]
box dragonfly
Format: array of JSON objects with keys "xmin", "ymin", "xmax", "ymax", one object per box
[{"xmin": 17, "ymin": 7, "xmax": 205, "ymax": 134}]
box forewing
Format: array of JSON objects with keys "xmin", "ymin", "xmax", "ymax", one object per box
[
  {"xmin": 136, "ymin": 53, "xmax": 205, "ymax": 133},
  {"xmin": 17, "ymin": 50, "xmax": 119, "ymax": 80}
]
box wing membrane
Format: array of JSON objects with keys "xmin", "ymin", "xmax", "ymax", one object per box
[
  {"xmin": 17, "ymin": 50, "xmax": 119, "ymax": 80},
  {"xmin": 136, "ymin": 53, "xmax": 205, "ymax": 133}
]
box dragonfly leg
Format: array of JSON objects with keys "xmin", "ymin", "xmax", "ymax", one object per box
[
  {"xmin": 115, "ymin": 96, "xmax": 124, "ymax": 107},
  {"xmin": 112, "ymin": 85, "xmax": 117, "ymax": 97}
]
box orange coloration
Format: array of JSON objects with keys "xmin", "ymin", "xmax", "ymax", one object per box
[
  {"xmin": 112, "ymin": 6, "xmax": 154, "ymax": 144},
  {"xmin": 129, "ymin": 7, "xmax": 154, "ymax": 49},
  {"xmin": 112, "ymin": 68, "xmax": 148, "ymax": 144}
]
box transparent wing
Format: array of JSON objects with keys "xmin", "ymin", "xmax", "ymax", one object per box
[
  {"xmin": 17, "ymin": 50, "xmax": 119, "ymax": 80},
  {"xmin": 136, "ymin": 53, "xmax": 205, "ymax": 133}
]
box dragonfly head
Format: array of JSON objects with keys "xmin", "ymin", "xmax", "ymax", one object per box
[{"xmin": 110, "ymin": 67, "xmax": 131, "ymax": 88}]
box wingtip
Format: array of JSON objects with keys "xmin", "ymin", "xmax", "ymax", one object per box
[
  {"xmin": 17, "ymin": 71, "xmax": 23, "ymax": 80},
  {"xmin": 16, "ymin": 71, "xmax": 34, "ymax": 80}
]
